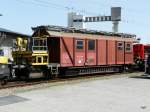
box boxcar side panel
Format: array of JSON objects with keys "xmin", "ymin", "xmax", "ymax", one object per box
[
  {"xmin": 107, "ymin": 40, "xmax": 116, "ymax": 65},
  {"xmin": 86, "ymin": 39, "xmax": 96, "ymax": 65},
  {"xmin": 116, "ymin": 41, "xmax": 125, "ymax": 64},
  {"xmin": 60, "ymin": 37, "xmax": 74, "ymax": 67},
  {"xmin": 125, "ymin": 42, "xmax": 133, "ymax": 64},
  {"xmin": 75, "ymin": 39, "xmax": 85, "ymax": 66},
  {"xmin": 98, "ymin": 39, "xmax": 107, "ymax": 65},
  {"xmin": 125, "ymin": 52, "xmax": 133, "ymax": 64}
]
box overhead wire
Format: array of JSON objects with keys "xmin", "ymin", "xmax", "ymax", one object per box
[
  {"xmin": 30, "ymin": 0, "xmax": 138, "ymax": 24},
  {"xmin": 15, "ymin": 0, "xmax": 98, "ymax": 15},
  {"xmin": 34, "ymin": 0, "xmax": 98, "ymax": 15},
  {"xmin": 15, "ymin": 0, "xmax": 150, "ymax": 26},
  {"xmin": 15, "ymin": 0, "xmax": 51, "ymax": 8}
]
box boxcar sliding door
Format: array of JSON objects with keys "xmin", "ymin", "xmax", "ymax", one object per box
[{"xmin": 47, "ymin": 37, "xmax": 60, "ymax": 63}]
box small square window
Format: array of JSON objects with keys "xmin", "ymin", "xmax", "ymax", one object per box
[
  {"xmin": 126, "ymin": 43, "xmax": 132, "ymax": 52},
  {"xmin": 76, "ymin": 40, "xmax": 84, "ymax": 50},
  {"xmin": 118, "ymin": 42, "xmax": 124, "ymax": 50}
]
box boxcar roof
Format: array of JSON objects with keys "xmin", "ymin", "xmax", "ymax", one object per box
[{"xmin": 32, "ymin": 25, "xmax": 137, "ymax": 42}]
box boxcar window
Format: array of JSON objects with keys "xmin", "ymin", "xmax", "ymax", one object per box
[
  {"xmin": 126, "ymin": 43, "xmax": 132, "ymax": 52},
  {"xmin": 118, "ymin": 42, "xmax": 124, "ymax": 50},
  {"xmin": 76, "ymin": 40, "xmax": 83, "ymax": 50},
  {"xmin": 88, "ymin": 40, "xmax": 95, "ymax": 50}
]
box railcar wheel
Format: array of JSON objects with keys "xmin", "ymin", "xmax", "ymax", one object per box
[
  {"xmin": 51, "ymin": 74, "xmax": 56, "ymax": 79},
  {"xmin": 43, "ymin": 70, "xmax": 51, "ymax": 80},
  {"xmin": 24, "ymin": 67, "xmax": 30, "ymax": 81},
  {"xmin": 15, "ymin": 69, "xmax": 21, "ymax": 80},
  {"xmin": 1, "ymin": 78, "xmax": 8, "ymax": 85}
]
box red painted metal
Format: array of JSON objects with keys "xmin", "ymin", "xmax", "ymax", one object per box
[
  {"xmin": 98, "ymin": 39, "xmax": 107, "ymax": 65},
  {"xmin": 125, "ymin": 42, "xmax": 133, "ymax": 64},
  {"xmin": 60, "ymin": 37, "xmax": 74, "ymax": 67},
  {"xmin": 107, "ymin": 40, "xmax": 116, "ymax": 65},
  {"xmin": 47, "ymin": 35, "xmax": 134, "ymax": 67},
  {"xmin": 133, "ymin": 43, "xmax": 150, "ymax": 62},
  {"xmin": 74, "ymin": 39, "xmax": 85, "ymax": 66},
  {"xmin": 133, "ymin": 44, "xmax": 144, "ymax": 60},
  {"xmin": 125, "ymin": 52, "xmax": 133, "ymax": 64},
  {"xmin": 86, "ymin": 39, "xmax": 96, "ymax": 65},
  {"xmin": 144, "ymin": 44, "xmax": 150, "ymax": 47},
  {"xmin": 116, "ymin": 41, "xmax": 125, "ymax": 64}
]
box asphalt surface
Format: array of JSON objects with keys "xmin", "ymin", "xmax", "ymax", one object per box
[{"xmin": 0, "ymin": 72, "xmax": 150, "ymax": 112}]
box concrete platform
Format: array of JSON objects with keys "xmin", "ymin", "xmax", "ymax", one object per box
[{"xmin": 0, "ymin": 74, "xmax": 150, "ymax": 112}]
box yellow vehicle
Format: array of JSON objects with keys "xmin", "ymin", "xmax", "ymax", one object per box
[
  {"xmin": 12, "ymin": 37, "xmax": 50, "ymax": 79},
  {"xmin": 0, "ymin": 48, "xmax": 10, "ymax": 84}
]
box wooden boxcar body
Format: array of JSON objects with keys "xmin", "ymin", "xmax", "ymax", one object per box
[{"xmin": 12, "ymin": 25, "xmax": 137, "ymax": 78}]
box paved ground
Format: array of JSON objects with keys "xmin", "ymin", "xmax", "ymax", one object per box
[{"xmin": 0, "ymin": 73, "xmax": 150, "ymax": 112}]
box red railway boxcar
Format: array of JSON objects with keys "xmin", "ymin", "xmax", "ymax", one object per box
[
  {"xmin": 30, "ymin": 25, "xmax": 137, "ymax": 77},
  {"xmin": 12, "ymin": 26, "xmax": 136, "ymax": 78}
]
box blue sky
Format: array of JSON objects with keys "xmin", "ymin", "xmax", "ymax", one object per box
[{"xmin": 0, "ymin": 0, "xmax": 149, "ymax": 43}]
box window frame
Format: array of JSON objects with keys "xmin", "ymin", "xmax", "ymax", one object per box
[
  {"xmin": 32, "ymin": 37, "xmax": 47, "ymax": 51},
  {"xmin": 88, "ymin": 39, "xmax": 95, "ymax": 51},
  {"xmin": 125, "ymin": 43, "xmax": 132, "ymax": 52},
  {"xmin": 117, "ymin": 42, "xmax": 124, "ymax": 51},
  {"xmin": 76, "ymin": 39, "xmax": 84, "ymax": 51}
]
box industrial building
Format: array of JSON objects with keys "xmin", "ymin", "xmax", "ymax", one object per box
[{"xmin": 0, "ymin": 27, "xmax": 30, "ymax": 60}]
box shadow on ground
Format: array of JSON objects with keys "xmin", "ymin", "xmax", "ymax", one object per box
[{"xmin": 130, "ymin": 74, "xmax": 150, "ymax": 79}]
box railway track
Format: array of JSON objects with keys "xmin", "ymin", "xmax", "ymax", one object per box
[{"xmin": 0, "ymin": 72, "xmax": 142, "ymax": 90}]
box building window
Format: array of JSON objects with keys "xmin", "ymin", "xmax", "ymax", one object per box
[
  {"xmin": 88, "ymin": 40, "xmax": 95, "ymax": 50},
  {"xmin": 76, "ymin": 39, "xmax": 84, "ymax": 50},
  {"xmin": 118, "ymin": 42, "xmax": 124, "ymax": 50},
  {"xmin": 0, "ymin": 49, "xmax": 4, "ymax": 56},
  {"xmin": 126, "ymin": 43, "xmax": 132, "ymax": 52}
]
